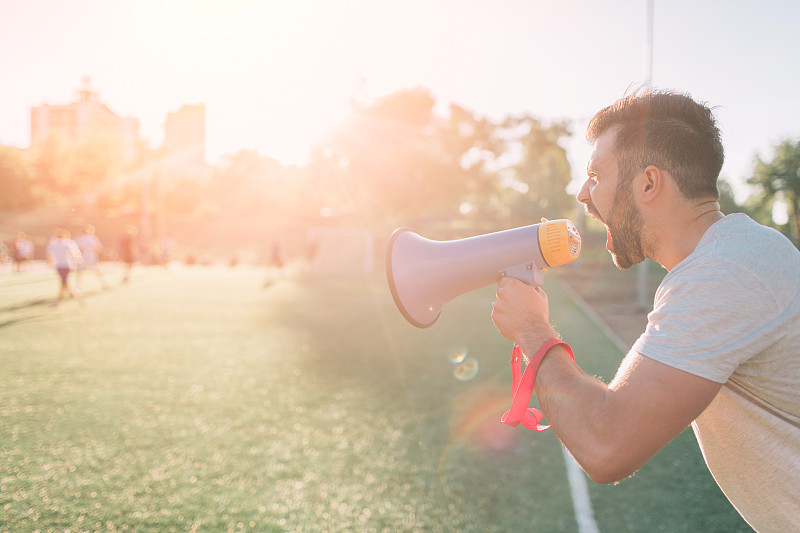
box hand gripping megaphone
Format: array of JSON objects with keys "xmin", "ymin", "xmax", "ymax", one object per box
[{"xmin": 386, "ymin": 219, "xmax": 581, "ymax": 328}]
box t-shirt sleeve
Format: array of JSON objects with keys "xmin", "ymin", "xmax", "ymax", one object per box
[{"xmin": 633, "ymin": 261, "xmax": 782, "ymax": 383}]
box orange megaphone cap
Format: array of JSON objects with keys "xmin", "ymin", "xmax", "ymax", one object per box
[{"xmin": 538, "ymin": 218, "xmax": 581, "ymax": 267}]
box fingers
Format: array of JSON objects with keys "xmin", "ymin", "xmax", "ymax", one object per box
[
  {"xmin": 498, "ymin": 276, "xmax": 527, "ymax": 293},
  {"xmin": 497, "ymin": 276, "xmax": 545, "ymax": 296},
  {"xmin": 498, "ymin": 276, "xmax": 541, "ymax": 289},
  {"xmin": 498, "ymin": 275, "xmax": 513, "ymax": 288},
  {"xmin": 496, "ymin": 278, "xmax": 522, "ymax": 303}
]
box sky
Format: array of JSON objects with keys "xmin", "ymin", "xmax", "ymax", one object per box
[{"xmin": 2, "ymin": 0, "xmax": 799, "ymax": 202}]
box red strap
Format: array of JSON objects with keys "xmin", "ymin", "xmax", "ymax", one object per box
[{"xmin": 501, "ymin": 338, "xmax": 574, "ymax": 431}]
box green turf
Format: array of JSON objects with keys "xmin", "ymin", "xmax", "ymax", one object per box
[
  {"xmin": 542, "ymin": 279, "xmax": 751, "ymax": 533},
  {"xmin": 0, "ymin": 264, "xmax": 750, "ymax": 531}
]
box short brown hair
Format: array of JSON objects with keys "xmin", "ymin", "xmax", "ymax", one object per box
[{"xmin": 586, "ymin": 89, "xmax": 724, "ymax": 199}]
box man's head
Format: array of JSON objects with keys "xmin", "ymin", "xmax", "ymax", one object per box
[
  {"xmin": 579, "ymin": 90, "xmax": 724, "ymax": 269},
  {"xmin": 586, "ymin": 89, "xmax": 724, "ymax": 200}
]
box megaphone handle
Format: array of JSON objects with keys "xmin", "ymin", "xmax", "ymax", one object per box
[
  {"xmin": 501, "ymin": 339, "xmax": 574, "ymax": 431},
  {"xmin": 501, "ymin": 263, "xmax": 545, "ymax": 286}
]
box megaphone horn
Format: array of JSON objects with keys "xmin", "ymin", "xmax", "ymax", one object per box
[{"xmin": 386, "ymin": 218, "xmax": 581, "ymax": 328}]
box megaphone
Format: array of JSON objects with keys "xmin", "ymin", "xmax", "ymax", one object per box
[{"xmin": 386, "ymin": 219, "xmax": 581, "ymax": 328}]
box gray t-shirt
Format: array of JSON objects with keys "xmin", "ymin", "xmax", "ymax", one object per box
[{"xmin": 632, "ymin": 213, "xmax": 800, "ymax": 532}]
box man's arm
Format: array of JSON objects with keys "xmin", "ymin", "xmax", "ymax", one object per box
[
  {"xmin": 534, "ymin": 345, "xmax": 721, "ymax": 483},
  {"xmin": 492, "ymin": 277, "xmax": 722, "ymax": 483}
]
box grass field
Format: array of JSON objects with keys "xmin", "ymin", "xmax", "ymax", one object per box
[{"xmin": 0, "ymin": 262, "xmax": 751, "ymax": 532}]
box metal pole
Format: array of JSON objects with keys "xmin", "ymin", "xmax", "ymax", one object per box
[
  {"xmin": 636, "ymin": 0, "xmax": 654, "ymax": 310},
  {"xmin": 645, "ymin": 0, "xmax": 654, "ymax": 86}
]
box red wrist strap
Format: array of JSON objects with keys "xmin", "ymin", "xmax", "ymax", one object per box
[{"xmin": 501, "ymin": 338, "xmax": 574, "ymax": 431}]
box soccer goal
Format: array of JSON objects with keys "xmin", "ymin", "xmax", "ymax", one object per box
[{"xmin": 305, "ymin": 227, "xmax": 374, "ymax": 273}]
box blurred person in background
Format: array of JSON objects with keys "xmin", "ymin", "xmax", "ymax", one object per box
[
  {"xmin": 75, "ymin": 224, "xmax": 108, "ymax": 289},
  {"xmin": 46, "ymin": 228, "xmax": 84, "ymax": 306},
  {"xmin": 12, "ymin": 232, "xmax": 34, "ymax": 273},
  {"xmin": 119, "ymin": 225, "xmax": 139, "ymax": 283}
]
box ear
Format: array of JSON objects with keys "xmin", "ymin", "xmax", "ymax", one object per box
[{"xmin": 637, "ymin": 165, "xmax": 663, "ymax": 203}]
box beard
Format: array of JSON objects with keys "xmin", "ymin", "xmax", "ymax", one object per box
[
  {"xmin": 585, "ymin": 182, "xmax": 648, "ymax": 270},
  {"xmin": 607, "ymin": 182, "xmax": 647, "ymax": 270}
]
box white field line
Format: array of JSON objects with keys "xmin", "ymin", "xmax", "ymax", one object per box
[
  {"xmin": 561, "ymin": 444, "xmax": 600, "ymax": 533},
  {"xmin": 553, "ymin": 277, "xmax": 634, "ymax": 533}
]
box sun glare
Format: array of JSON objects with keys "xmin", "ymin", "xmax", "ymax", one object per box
[{"xmin": 119, "ymin": 1, "xmax": 362, "ymax": 164}]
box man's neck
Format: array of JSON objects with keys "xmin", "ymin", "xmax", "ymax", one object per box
[{"xmin": 651, "ymin": 200, "xmax": 724, "ymax": 271}]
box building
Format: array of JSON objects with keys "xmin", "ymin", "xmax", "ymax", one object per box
[
  {"xmin": 164, "ymin": 103, "xmax": 206, "ymax": 177},
  {"xmin": 29, "ymin": 77, "xmax": 141, "ymax": 165}
]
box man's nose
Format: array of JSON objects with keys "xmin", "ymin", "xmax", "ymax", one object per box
[{"xmin": 576, "ymin": 179, "xmax": 591, "ymax": 204}]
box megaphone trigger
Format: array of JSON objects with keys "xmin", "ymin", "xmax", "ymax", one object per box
[{"xmin": 500, "ymin": 261, "xmax": 545, "ymax": 286}]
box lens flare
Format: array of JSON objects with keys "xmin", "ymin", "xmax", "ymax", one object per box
[
  {"xmin": 445, "ymin": 345, "xmax": 468, "ymax": 364},
  {"xmin": 453, "ymin": 357, "xmax": 479, "ymax": 381},
  {"xmin": 438, "ymin": 388, "xmax": 521, "ymax": 475}
]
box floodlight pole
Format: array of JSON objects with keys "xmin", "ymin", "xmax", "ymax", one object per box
[
  {"xmin": 636, "ymin": 0, "xmax": 654, "ymax": 310},
  {"xmin": 645, "ymin": 0, "xmax": 654, "ymax": 87}
]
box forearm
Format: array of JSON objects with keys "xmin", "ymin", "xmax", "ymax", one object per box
[
  {"xmin": 492, "ymin": 278, "xmax": 692, "ymax": 481},
  {"xmin": 530, "ymin": 344, "xmax": 642, "ymax": 483}
]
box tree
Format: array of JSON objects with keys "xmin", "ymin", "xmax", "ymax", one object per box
[
  {"xmin": 208, "ymin": 149, "xmax": 280, "ymax": 216},
  {"xmin": 28, "ymin": 134, "xmax": 75, "ymax": 202},
  {"xmin": 310, "ymin": 88, "xmax": 508, "ymax": 230},
  {"xmin": 28, "ymin": 132, "xmax": 131, "ymax": 211},
  {"xmin": 0, "ymin": 145, "xmax": 39, "ymax": 209},
  {"xmin": 500, "ymin": 116, "xmax": 574, "ymax": 225},
  {"xmin": 310, "ymin": 88, "xmax": 581, "ymax": 233},
  {"xmin": 434, "ymin": 103, "xmax": 504, "ymax": 224},
  {"xmin": 748, "ymin": 138, "xmax": 800, "ymax": 245},
  {"xmin": 716, "ymin": 178, "xmax": 741, "ymax": 215},
  {"xmin": 310, "ymin": 88, "xmax": 442, "ymax": 226},
  {"xmin": 71, "ymin": 133, "xmax": 127, "ymax": 195}
]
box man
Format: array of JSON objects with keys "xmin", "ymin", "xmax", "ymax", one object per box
[
  {"xmin": 12, "ymin": 232, "xmax": 33, "ymax": 273},
  {"xmin": 491, "ymin": 90, "xmax": 800, "ymax": 532},
  {"xmin": 46, "ymin": 228, "xmax": 84, "ymax": 306},
  {"xmin": 75, "ymin": 224, "xmax": 108, "ymax": 289},
  {"xmin": 119, "ymin": 225, "xmax": 138, "ymax": 283}
]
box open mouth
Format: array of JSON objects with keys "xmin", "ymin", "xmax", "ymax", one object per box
[
  {"xmin": 585, "ymin": 207, "xmax": 604, "ymax": 224},
  {"xmin": 585, "ymin": 207, "xmax": 613, "ymax": 252}
]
